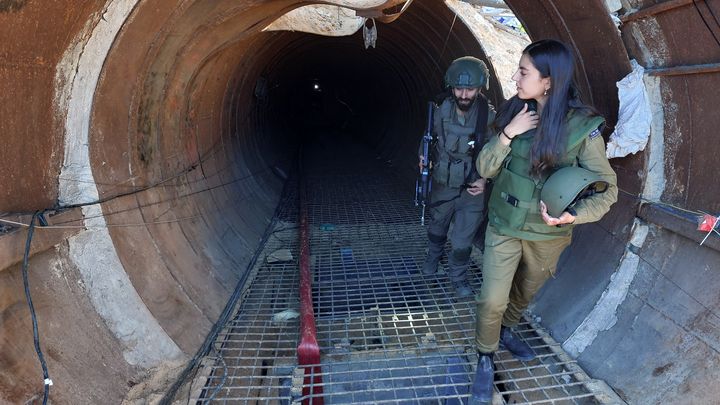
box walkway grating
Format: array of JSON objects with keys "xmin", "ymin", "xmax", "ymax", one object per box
[{"xmin": 188, "ymin": 140, "xmax": 622, "ymax": 404}]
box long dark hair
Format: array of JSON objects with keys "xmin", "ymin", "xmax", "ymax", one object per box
[{"xmin": 493, "ymin": 39, "xmax": 599, "ymax": 177}]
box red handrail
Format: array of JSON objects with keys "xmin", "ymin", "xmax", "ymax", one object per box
[{"xmin": 297, "ymin": 203, "xmax": 323, "ymax": 404}]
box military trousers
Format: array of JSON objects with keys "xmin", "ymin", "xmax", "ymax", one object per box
[
  {"xmin": 475, "ymin": 225, "xmax": 572, "ymax": 353},
  {"xmin": 427, "ymin": 183, "xmax": 485, "ymax": 249}
]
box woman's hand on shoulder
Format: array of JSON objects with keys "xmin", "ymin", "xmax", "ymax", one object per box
[
  {"xmin": 503, "ymin": 103, "xmax": 539, "ymax": 138},
  {"xmin": 539, "ymin": 200, "xmax": 576, "ymax": 226}
]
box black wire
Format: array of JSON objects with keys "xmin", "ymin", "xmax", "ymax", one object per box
[
  {"xmin": 22, "ymin": 211, "xmax": 52, "ymax": 405},
  {"xmin": 57, "ymin": 142, "xmax": 295, "ymax": 211},
  {"xmin": 203, "ymin": 348, "xmax": 228, "ymax": 402},
  {"xmin": 159, "ymin": 170, "xmax": 298, "ymax": 404},
  {"xmin": 54, "ymin": 166, "xmax": 271, "ymax": 225},
  {"xmin": 693, "ymin": 0, "xmax": 720, "ymax": 48},
  {"xmin": 706, "ymin": 0, "xmax": 720, "ymax": 28},
  {"xmin": 53, "ymin": 155, "xmax": 294, "ymax": 226}
]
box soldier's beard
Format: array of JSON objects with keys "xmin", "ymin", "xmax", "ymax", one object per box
[{"xmin": 454, "ymin": 95, "xmax": 476, "ymax": 112}]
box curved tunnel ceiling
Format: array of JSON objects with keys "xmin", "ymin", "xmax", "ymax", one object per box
[{"xmin": 1, "ymin": 0, "xmax": 719, "ymax": 404}]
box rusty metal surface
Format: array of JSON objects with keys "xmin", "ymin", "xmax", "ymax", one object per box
[
  {"xmin": 620, "ymin": 0, "xmax": 695, "ymax": 23},
  {"xmin": 84, "ymin": 0, "xmax": 296, "ymax": 357},
  {"xmin": 622, "ymin": 0, "xmax": 720, "ymax": 67},
  {"xmin": 0, "ymin": 209, "xmax": 83, "ymax": 272},
  {"xmin": 654, "ymin": 73, "xmax": 720, "ymax": 213},
  {"xmin": 0, "ymin": 246, "xmax": 136, "ymax": 404},
  {"xmin": 638, "ymin": 203, "xmax": 720, "ymax": 252},
  {"xmin": 619, "ymin": 0, "xmax": 720, "ymax": 213},
  {"xmin": 0, "ymin": 1, "xmax": 100, "ymax": 211}
]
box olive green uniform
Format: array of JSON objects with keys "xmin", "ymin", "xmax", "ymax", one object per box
[
  {"xmin": 421, "ymin": 97, "xmax": 495, "ymax": 282},
  {"xmin": 474, "ymin": 110, "xmax": 618, "ymax": 353}
]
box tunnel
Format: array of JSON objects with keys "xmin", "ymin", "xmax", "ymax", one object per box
[{"xmin": 1, "ymin": 0, "xmax": 719, "ymax": 403}]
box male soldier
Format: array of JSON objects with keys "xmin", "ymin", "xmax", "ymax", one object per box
[{"xmin": 419, "ymin": 56, "xmax": 495, "ymax": 298}]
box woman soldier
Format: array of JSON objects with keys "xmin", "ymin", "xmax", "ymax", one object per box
[{"xmin": 470, "ymin": 39, "xmax": 618, "ymax": 403}]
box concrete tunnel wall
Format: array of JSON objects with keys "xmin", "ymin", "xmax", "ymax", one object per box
[{"xmin": 0, "ymin": 0, "xmax": 719, "ymax": 403}]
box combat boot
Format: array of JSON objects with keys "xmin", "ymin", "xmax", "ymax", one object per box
[
  {"xmin": 499, "ymin": 326, "xmax": 535, "ymax": 361},
  {"xmin": 448, "ymin": 247, "xmax": 473, "ymax": 298},
  {"xmin": 451, "ymin": 280, "xmax": 473, "ymax": 298},
  {"xmin": 422, "ymin": 233, "xmax": 446, "ymax": 275},
  {"xmin": 470, "ymin": 352, "xmax": 494, "ymax": 404}
]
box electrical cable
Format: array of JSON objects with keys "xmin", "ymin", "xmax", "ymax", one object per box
[
  {"xmin": 56, "ymin": 131, "xmax": 294, "ymax": 212},
  {"xmin": 1, "ymin": 186, "xmax": 707, "ymax": 231},
  {"xmin": 616, "ymin": 187, "xmax": 704, "ymax": 216},
  {"xmin": 3, "ymin": 151, "xmax": 709, "ymax": 405},
  {"xmin": 438, "ymin": 12, "xmax": 458, "ymax": 63},
  {"xmin": 159, "ymin": 168, "xmax": 298, "ymax": 405},
  {"xmin": 705, "ymin": 0, "xmax": 720, "ymax": 29},
  {"xmin": 56, "ymin": 131, "xmax": 230, "ymax": 190},
  {"xmin": 202, "ymin": 347, "xmax": 228, "ymax": 402},
  {"xmin": 0, "ymin": 157, "xmax": 294, "ymax": 231},
  {"xmin": 692, "ymin": 0, "xmax": 720, "ymax": 48},
  {"xmin": 21, "ymin": 211, "xmax": 52, "ymax": 405},
  {"xmin": 4, "ymin": 156, "xmax": 293, "ymax": 404},
  {"xmin": 0, "ymin": 215, "xmax": 204, "ymax": 230}
]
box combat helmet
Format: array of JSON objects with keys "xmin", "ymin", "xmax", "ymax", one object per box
[
  {"xmin": 541, "ymin": 166, "xmax": 609, "ymax": 218},
  {"xmin": 444, "ymin": 56, "xmax": 489, "ymax": 89}
]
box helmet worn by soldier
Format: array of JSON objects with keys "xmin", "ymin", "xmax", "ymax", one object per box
[
  {"xmin": 541, "ymin": 166, "xmax": 609, "ymax": 218},
  {"xmin": 445, "ymin": 56, "xmax": 490, "ymax": 89}
]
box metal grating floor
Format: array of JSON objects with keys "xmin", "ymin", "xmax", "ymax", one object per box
[{"xmin": 188, "ymin": 139, "xmax": 621, "ymax": 404}]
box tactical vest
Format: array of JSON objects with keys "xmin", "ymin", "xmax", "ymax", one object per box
[
  {"xmin": 433, "ymin": 97, "xmax": 488, "ymax": 189},
  {"xmin": 488, "ymin": 111, "xmax": 604, "ymax": 239}
]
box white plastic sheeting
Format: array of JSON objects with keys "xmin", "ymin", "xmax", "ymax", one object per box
[{"xmin": 606, "ymin": 60, "xmax": 653, "ymax": 159}]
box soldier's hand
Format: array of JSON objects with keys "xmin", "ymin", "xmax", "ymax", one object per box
[
  {"xmin": 419, "ymin": 156, "xmax": 433, "ymax": 172},
  {"xmin": 540, "ymin": 200, "xmax": 576, "ymax": 226},
  {"xmin": 465, "ymin": 178, "xmax": 486, "ymax": 196}
]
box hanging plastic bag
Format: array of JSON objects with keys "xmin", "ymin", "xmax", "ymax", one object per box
[
  {"xmin": 606, "ymin": 60, "xmax": 652, "ymax": 159},
  {"xmin": 363, "ymin": 18, "xmax": 377, "ymax": 49}
]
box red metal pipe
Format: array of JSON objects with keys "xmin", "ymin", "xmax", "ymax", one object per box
[{"xmin": 297, "ymin": 197, "xmax": 323, "ymax": 404}]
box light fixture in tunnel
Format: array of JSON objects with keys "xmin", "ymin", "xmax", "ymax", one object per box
[{"xmin": 312, "ymin": 79, "xmax": 322, "ymax": 92}]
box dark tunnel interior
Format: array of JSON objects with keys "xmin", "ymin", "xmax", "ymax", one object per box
[{"xmin": 236, "ymin": 22, "xmax": 504, "ymax": 187}]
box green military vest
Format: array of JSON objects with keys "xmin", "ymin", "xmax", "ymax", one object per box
[
  {"xmin": 488, "ymin": 110, "xmax": 604, "ymax": 240},
  {"xmin": 433, "ymin": 98, "xmax": 488, "ymax": 188}
]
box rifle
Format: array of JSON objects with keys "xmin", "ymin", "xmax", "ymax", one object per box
[{"xmin": 415, "ymin": 101, "xmax": 435, "ymax": 225}]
